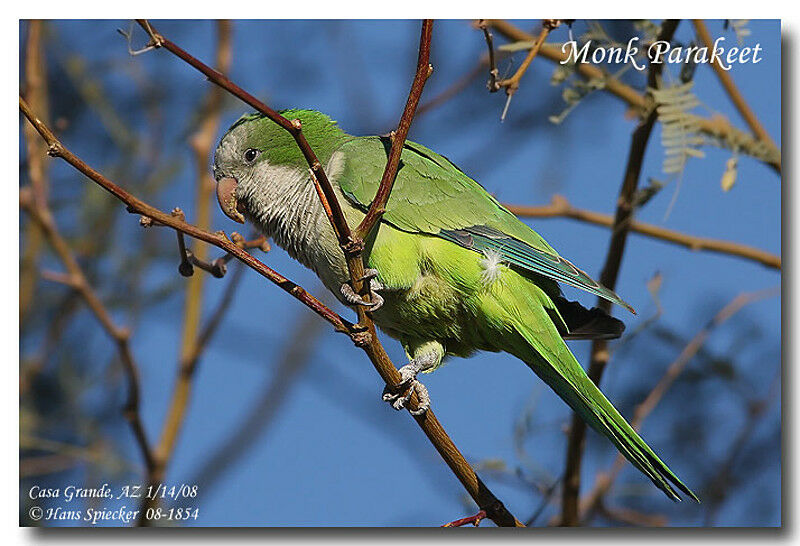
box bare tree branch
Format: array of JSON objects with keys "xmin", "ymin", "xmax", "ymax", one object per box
[
  {"xmin": 20, "ymin": 94, "xmax": 353, "ymax": 338},
  {"xmin": 496, "ymin": 20, "xmax": 559, "ymax": 95},
  {"xmin": 476, "ymin": 20, "xmax": 499, "ymax": 92},
  {"xmin": 20, "ymin": 20, "xmax": 50, "ymax": 323},
  {"xmin": 354, "ymin": 19, "xmax": 433, "ymax": 240},
  {"xmin": 19, "ymin": 187, "xmax": 155, "ymax": 476},
  {"xmin": 506, "ymin": 195, "xmax": 780, "ymax": 270},
  {"xmin": 479, "ymin": 19, "xmax": 561, "ymax": 121}
]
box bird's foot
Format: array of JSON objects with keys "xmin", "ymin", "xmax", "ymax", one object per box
[
  {"xmin": 382, "ymin": 361, "xmax": 431, "ymax": 416},
  {"xmin": 340, "ymin": 268, "xmax": 384, "ymax": 312}
]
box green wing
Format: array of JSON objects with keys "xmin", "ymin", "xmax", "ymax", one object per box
[{"xmin": 336, "ymin": 137, "xmax": 634, "ymax": 313}]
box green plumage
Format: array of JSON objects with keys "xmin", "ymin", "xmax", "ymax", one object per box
[
  {"xmin": 213, "ymin": 110, "xmax": 699, "ymax": 503},
  {"xmin": 337, "ymin": 137, "xmax": 634, "ymax": 313}
]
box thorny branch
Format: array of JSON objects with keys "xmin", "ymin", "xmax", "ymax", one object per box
[
  {"xmin": 560, "ymin": 19, "xmax": 681, "ymax": 527},
  {"xmin": 481, "ymin": 19, "xmax": 561, "ymax": 121},
  {"xmin": 485, "ymin": 19, "xmax": 781, "ymax": 175},
  {"xmin": 506, "ymin": 195, "xmax": 780, "ymax": 270}
]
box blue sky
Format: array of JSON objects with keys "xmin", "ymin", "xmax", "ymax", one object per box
[{"xmin": 20, "ymin": 19, "xmax": 780, "ymax": 526}]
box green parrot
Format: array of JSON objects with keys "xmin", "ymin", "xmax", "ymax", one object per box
[{"xmin": 213, "ymin": 109, "xmax": 698, "ymax": 503}]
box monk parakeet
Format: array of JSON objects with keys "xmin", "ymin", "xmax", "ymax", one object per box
[{"xmin": 213, "ymin": 109, "xmax": 698, "ymax": 502}]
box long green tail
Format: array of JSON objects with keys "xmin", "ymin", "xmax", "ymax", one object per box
[{"xmin": 512, "ymin": 307, "xmax": 699, "ymax": 502}]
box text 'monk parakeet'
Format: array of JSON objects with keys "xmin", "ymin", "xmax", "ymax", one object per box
[{"xmin": 213, "ymin": 109, "xmax": 698, "ymax": 502}]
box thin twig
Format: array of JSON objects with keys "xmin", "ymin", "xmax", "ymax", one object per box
[
  {"xmin": 496, "ymin": 19, "xmax": 559, "ymax": 95},
  {"xmin": 506, "ymin": 195, "xmax": 780, "ymax": 270},
  {"xmin": 476, "ymin": 20, "xmax": 499, "ymax": 92},
  {"xmin": 442, "ymin": 510, "xmax": 487, "ymax": 527},
  {"xmin": 485, "ymin": 19, "xmax": 781, "ymax": 175},
  {"xmin": 171, "ymin": 226, "xmax": 268, "ymax": 279},
  {"xmin": 692, "ymin": 20, "xmax": 777, "ymax": 152},
  {"xmin": 171, "ymin": 207, "xmax": 196, "ymax": 276},
  {"xmin": 560, "ymin": 19, "xmax": 681, "ymax": 527},
  {"xmin": 417, "ymin": 58, "xmax": 487, "ymax": 118},
  {"xmin": 493, "ymin": 19, "xmax": 559, "ymax": 121},
  {"xmin": 354, "ymin": 19, "xmax": 433, "ymax": 240},
  {"xmin": 19, "ymin": 187, "xmax": 156, "ymax": 476},
  {"xmin": 20, "ymin": 20, "xmax": 50, "ymax": 323}
]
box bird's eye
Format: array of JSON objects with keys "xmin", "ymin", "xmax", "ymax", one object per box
[{"xmin": 244, "ymin": 148, "xmax": 259, "ymax": 163}]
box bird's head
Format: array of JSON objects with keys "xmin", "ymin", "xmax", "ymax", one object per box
[{"xmin": 213, "ymin": 109, "xmax": 349, "ymax": 223}]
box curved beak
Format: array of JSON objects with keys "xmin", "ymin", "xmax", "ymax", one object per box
[{"xmin": 216, "ymin": 176, "xmax": 245, "ymax": 224}]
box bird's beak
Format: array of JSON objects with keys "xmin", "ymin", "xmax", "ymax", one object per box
[{"xmin": 216, "ymin": 176, "xmax": 245, "ymax": 224}]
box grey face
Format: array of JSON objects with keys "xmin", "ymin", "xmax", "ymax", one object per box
[{"xmin": 213, "ymin": 125, "xmax": 261, "ymax": 224}]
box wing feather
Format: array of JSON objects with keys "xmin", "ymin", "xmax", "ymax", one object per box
[{"xmin": 336, "ymin": 137, "xmax": 634, "ymax": 313}]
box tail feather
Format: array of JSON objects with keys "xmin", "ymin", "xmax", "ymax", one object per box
[
  {"xmin": 530, "ymin": 352, "xmax": 698, "ymax": 501},
  {"xmin": 512, "ymin": 311, "xmax": 699, "ymax": 502}
]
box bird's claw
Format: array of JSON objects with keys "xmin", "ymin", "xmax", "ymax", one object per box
[
  {"xmin": 359, "ymin": 268, "xmax": 380, "ymax": 283},
  {"xmin": 382, "ymin": 364, "xmax": 430, "ymax": 416},
  {"xmin": 340, "ymin": 269, "xmax": 384, "ymax": 312}
]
